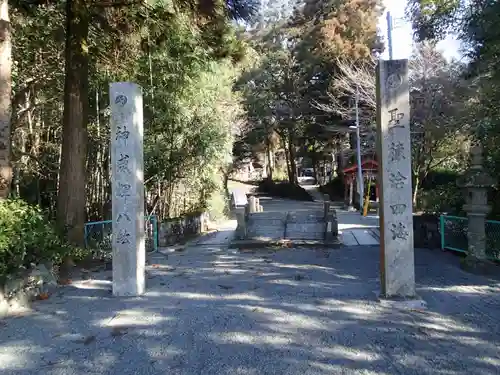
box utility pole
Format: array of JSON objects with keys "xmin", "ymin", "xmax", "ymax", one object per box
[
  {"xmin": 386, "ymin": 11, "xmax": 393, "ymax": 60},
  {"xmin": 355, "ymin": 85, "xmax": 364, "ymax": 209},
  {"xmin": 386, "ymin": 11, "xmax": 405, "ymax": 60},
  {"xmin": 348, "ymin": 85, "xmax": 364, "ymax": 212}
]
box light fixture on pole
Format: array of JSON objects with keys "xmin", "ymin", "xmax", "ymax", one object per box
[
  {"xmin": 386, "ymin": 11, "xmax": 405, "ymax": 61},
  {"xmin": 349, "ymin": 84, "xmax": 364, "ymax": 213}
]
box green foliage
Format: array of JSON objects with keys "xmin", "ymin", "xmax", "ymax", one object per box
[
  {"xmin": 418, "ymin": 169, "xmax": 465, "ymax": 214},
  {"xmin": 418, "ymin": 182, "xmax": 464, "ymax": 214},
  {"xmin": 272, "ymin": 166, "xmax": 289, "ymax": 182},
  {"xmin": 257, "ymin": 180, "xmax": 314, "ymax": 201},
  {"xmin": 0, "ymin": 199, "xmax": 72, "ymax": 282},
  {"xmin": 9, "ymin": 1, "xmax": 253, "ymax": 224},
  {"xmin": 235, "ymin": 0, "xmax": 383, "ymax": 184},
  {"xmin": 319, "ymin": 176, "xmax": 345, "ymax": 201},
  {"xmin": 206, "ymin": 188, "xmax": 230, "ymax": 222},
  {"xmin": 421, "ymin": 169, "xmax": 460, "ymax": 190},
  {"xmin": 406, "ymin": 0, "xmax": 462, "ymax": 42}
]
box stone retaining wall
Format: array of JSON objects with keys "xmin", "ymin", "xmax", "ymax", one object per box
[
  {"xmin": 413, "ymin": 213, "xmax": 441, "ymax": 249},
  {"xmin": 158, "ymin": 212, "xmax": 209, "ymax": 246},
  {"xmin": 0, "ymin": 264, "xmax": 57, "ymax": 318}
]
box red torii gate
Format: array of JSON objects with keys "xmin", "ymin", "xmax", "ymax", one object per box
[{"xmin": 342, "ymin": 159, "xmax": 379, "ymax": 208}]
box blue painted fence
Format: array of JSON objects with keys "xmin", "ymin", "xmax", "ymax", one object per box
[
  {"xmin": 84, "ymin": 215, "xmax": 158, "ymax": 253},
  {"xmin": 440, "ymin": 215, "xmax": 500, "ymax": 260}
]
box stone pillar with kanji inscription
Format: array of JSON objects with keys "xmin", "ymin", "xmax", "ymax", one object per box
[
  {"xmin": 110, "ymin": 82, "xmax": 145, "ymax": 296},
  {"xmin": 375, "ymin": 60, "xmax": 417, "ymax": 299}
]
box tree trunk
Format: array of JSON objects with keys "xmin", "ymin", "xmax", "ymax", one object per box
[
  {"xmin": 0, "ymin": 0, "xmax": 12, "ymax": 200},
  {"xmin": 413, "ymin": 172, "xmax": 424, "ymax": 208},
  {"xmin": 281, "ymin": 137, "xmax": 291, "ymax": 182},
  {"xmin": 288, "ymin": 134, "xmax": 298, "ymax": 185},
  {"xmin": 412, "ymin": 177, "xmax": 419, "ymax": 208},
  {"xmin": 57, "ymin": 0, "xmax": 89, "ymax": 245},
  {"xmin": 336, "ymin": 152, "xmax": 344, "ymax": 180},
  {"xmin": 221, "ymin": 169, "xmax": 230, "ymax": 200},
  {"xmin": 311, "ymin": 151, "xmax": 318, "ymax": 184},
  {"xmin": 265, "ymin": 136, "xmax": 273, "ymax": 181}
]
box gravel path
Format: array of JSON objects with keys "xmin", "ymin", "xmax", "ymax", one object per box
[{"xmin": 1, "ymin": 234, "xmax": 499, "ymax": 374}]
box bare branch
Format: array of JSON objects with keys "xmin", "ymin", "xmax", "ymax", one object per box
[{"xmin": 313, "ymin": 57, "xmax": 377, "ymax": 124}]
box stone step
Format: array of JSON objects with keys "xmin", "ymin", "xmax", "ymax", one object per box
[
  {"xmin": 286, "ymin": 211, "xmax": 325, "ymax": 224},
  {"xmin": 285, "ymin": 232, "xmax": 325, "ymax": 240},
  {"xmin": 248, "ymin": 211, "xmax": 286, "ymax": 219},
  {"xmin": 240, "ymin": 207, "xmax": 335, "ymax": 243},
  {"xmin": 285, "ymin": 223, "xmax": 325, "ymax": 241},
  {"xmin": 247, "ymin": 227, "xmax": 284, "ymax": 241}
]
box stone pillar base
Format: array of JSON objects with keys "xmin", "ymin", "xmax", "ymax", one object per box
[
  {"xmin": 234, "ymin": 208, "xmax": 246, "ymax": 240},
  {"xmin": 460, "ymin": 256, "xmax": 498, "ymax": 276},
  {"xmin": 375, "ymin": 292, "xmax": 427, "ymax": 310}
]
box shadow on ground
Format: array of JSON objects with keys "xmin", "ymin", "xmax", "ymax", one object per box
[{"xmin": 1, "ymin": 245, "xmax": 499, "ymax": 375}]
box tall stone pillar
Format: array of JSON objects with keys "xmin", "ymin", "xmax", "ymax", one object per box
[
  {"xmin": 110, "ymin": 82, "xmax": 145, "ymax": 296},
  {"xmin": 457, "ymin": 145, "xmax": 496, "ymax": 274},
  {"xmin": 375, "ymin": 60, "xmax": 416, "ymax": 299}
]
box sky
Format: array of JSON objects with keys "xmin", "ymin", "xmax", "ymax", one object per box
[{"xmin": 379, "ymin": 0, "xmax": 462, "ymax": 61}]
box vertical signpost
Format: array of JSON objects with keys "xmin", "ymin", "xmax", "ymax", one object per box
[
  {"xmin": 376, "ymin": 60, "xmax": 419, "ymax": 301},
  {"xmin": 110, "ymin": 82, "xmax": 145, "ymax": 297}
]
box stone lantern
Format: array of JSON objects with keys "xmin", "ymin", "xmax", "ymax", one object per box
[{"xmin": 457, "ymin": 144, "xmax": 496, "ymax": 273}]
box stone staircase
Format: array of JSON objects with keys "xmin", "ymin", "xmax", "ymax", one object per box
[{"xmin": 232, "ymin": 196, "xmax": 340, "ymax": 248}]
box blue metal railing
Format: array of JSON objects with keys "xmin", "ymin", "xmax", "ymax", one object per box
[
  {"xmin": 440, "ymin": 215, "xmax": 500, "ymax": 260},
  {"xmin": 84, "ymin": 214, "xmax": 158, "ymax": 253}
]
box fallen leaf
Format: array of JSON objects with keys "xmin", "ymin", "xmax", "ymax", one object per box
[{"xmin": 37, "ymin": 292, "xmax": 50, "ymax": 300}]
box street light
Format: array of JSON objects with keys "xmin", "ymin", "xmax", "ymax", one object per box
[
  {"xmin": 349, "ymin": 85, "xmax": 364, "ymax": 213},
  {"xmin": 386, "ymin": 11, "xmax": 405, "ymax": 60}
]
